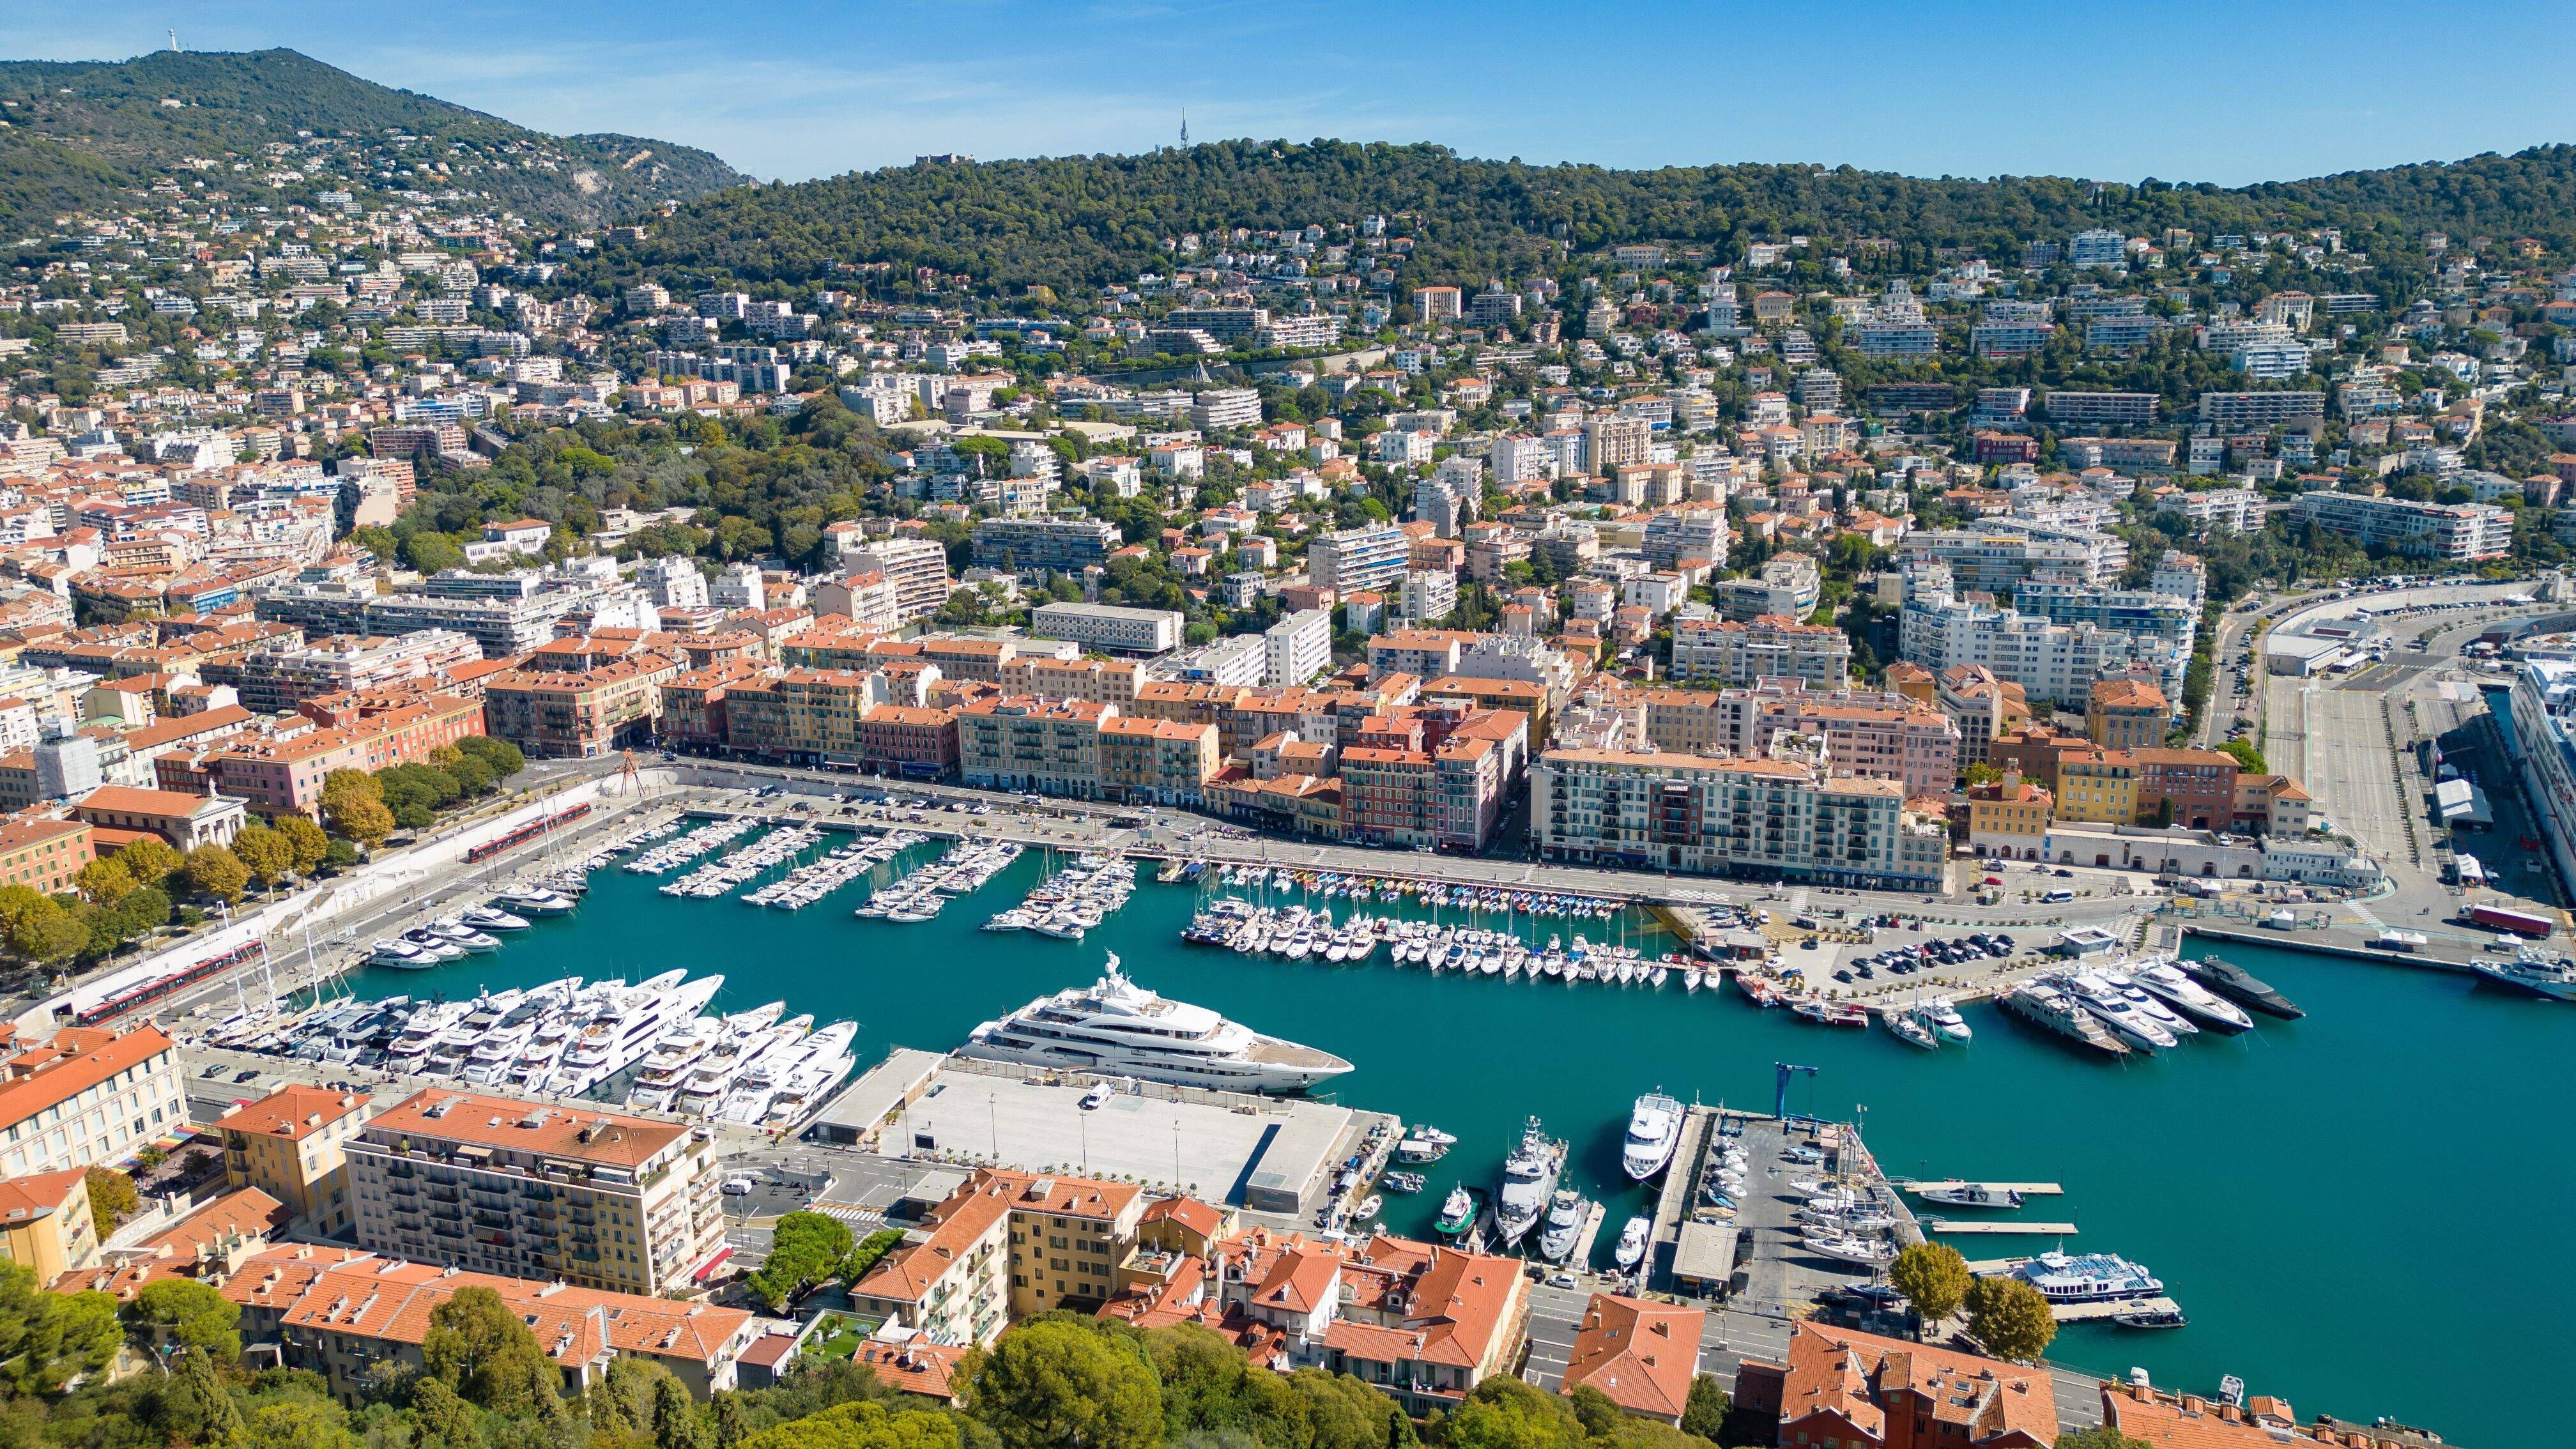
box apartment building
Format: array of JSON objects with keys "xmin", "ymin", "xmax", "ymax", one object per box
[
  {"xmin": 1668, "ymin": 617, "xmax": 1853, "ymax": 687},
  {"xmin": 236, "ymin": 631, "xmax": 482, "ymax": 712},
  {"xmin": 970, "ymin": 516, "xmax": 1123, "ymax": 573},
  {"xmin": 1097, "ymin": 717, "xmax": 1220, "ymax": 806},
  {"xmin": 2087, "ymin": 679, "xmax": 2170, "ymax": 751},
  {"xmin": 842, "ymin": 537, "xmax": 954, "ymax": 622},
  {"xmin": 1002, "ymin": 655, "xmax": 1142, "ymax": 707},
  {"xmin": 1584, "ymin": 415, "xmax": 1653, "ymax": 472},
  {"xmin": 0, "ymin": 818, "xmax": 93, "ymax": 895},
  {"xmin": 813, "ymin": 572, "xmax": 902, "ymax": 634},
  {"xmin": 1967, "ymin": 777, "xmax": 2054, "ymax": 860},
  {"xmin": 176, "ymin": 694, "xmax": 486, "ymax": 814},
  {"xmin": 2131, "ymin": 747, "xmax": 2242, "ymax": 829},
  {"xmin": 2043, "ymin": 390, "xmax": 2160, "ymax": 427},
  {"xmin": 957, "ymin": 696, "xmax": 1117, "ymax": 797},
  {"xmin": 1712, "ymin": 556, "xmax": 1820, "ymax": 622},
  {"xmin": 482, "ymin": 654, "xmax": 680, "ymax": 758},
  {"xmin": 1894, "ymin": 528, "xmax": 2103, "ymax": 592},
  {"xmin": 848, "ymin": 1168, "xmax": 1153, "ymax": 1346},
  {"xmin": 345, "ymin": 1089, "xmax": 727, "ymax": 1297},
  {"xmin": 1559, "ymin": 1294, "xmax": 1704, "ymax": 1425},
  {"xmin": 1640, "ymin": 505, "xmax": 1730, "ymax": 569},
  {"xmin": 722, "ymin": 669, "xmax": 879, "ymax": 763},
  {"xmin": 1264, "ymin": 610, "xmax": 1333, "ymax": 688},
  {"xmin": 0, "ymin": 1026, "xmax": 185, "ymax": 1177},
  {"xmin": 0, "ymin": 1169, "xmax": 100, "ymax": 1278},
  {"xmin": 1934, "ymin": 666, "xmax": 2028, "ymax": 767},
  {"xmin": 859, "ymin": 704, "xmax": 962, "ymax": 778},
  {"xmin": 2290, "ymin": 491, "xmax": 2514, "ymax": 560},
  {"xmin": 1735, "ymin": 1322, "xmax": 2057, "ymax": 1449},
  {"xmin": 1307, "ymin": 525, "xmax": 1412, "ymax": 592},
  {"xmin": 215, "ymin": 1087, "xmax": 375, "ymax": 1236},
  {"xmin": 224, "ymin": 1246, "xmax": 757, "ymax": 1402},
  {"xmin": 2197, "ymin": 390, "xmax": 2324, "ymax": 428},
  {"xmin": 2057, "ymin": 750, "xmax": 2138, "ymax": 824},
  {"xmin": 1896, "ymin": 592, "xmax": 2138, "ymax": 708},
  {"xmin": 1534, "ymin": 749, "xmax": 1947, "ymax": 889},
  {"xmin": 1031, "ymin": 602, "xmax": 1184, "ymax": 656},
  {"xmin": 1629, "ymin": 684, "xmax": 1958, "ymax": 793}
]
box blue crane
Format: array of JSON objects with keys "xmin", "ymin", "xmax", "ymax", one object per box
[{"xmin": 1774, "ymin": 1061, "xmax": 1818, "ymax": 1123}]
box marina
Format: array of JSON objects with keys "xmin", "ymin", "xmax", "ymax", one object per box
[{"xmin": 241, "ymin": 792, "xmax": 2571, "ymax": 1448}]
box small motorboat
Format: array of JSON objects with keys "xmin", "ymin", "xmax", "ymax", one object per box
[
  {"xmin": 1612, "ymin": 1215, "xmax": 1650, "ymax": 1270},
  {"xmin": 2112, "ymin": 1308, "xmax": 2188, "ymax": 1330},
  {"xmin": 1917, "ymin": 1183, "xmax": 2025, "ymax": 1209},
  {"xmin": 1382, "ymin": 1170, "xmax": 1427, "ymax": 1195},
  {"xmin": 1347, "ymin": 1193, "xmax": 1383, "ymax": 1222}
]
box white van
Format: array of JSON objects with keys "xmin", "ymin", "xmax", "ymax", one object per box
[
  {"xmin": 721, "ymin": 1176, "xmax": 756, "ymax": 1195},
  {"xmin": 2041, "ymin": 889, "xmax": 2075, "ymax": 903}
]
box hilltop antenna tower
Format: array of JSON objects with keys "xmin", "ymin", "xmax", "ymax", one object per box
[
  {"xmin": 168, "ymin": 29, "xmax": 180, "ymax": 50},
  {"xmin": 1180, "ymin": 119, "xmax": 1188, "ymax": 147}
]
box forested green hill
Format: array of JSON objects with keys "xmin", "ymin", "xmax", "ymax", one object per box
[
  {"xmin": 617, "ymin": 138, "xmax": 2576, "ymax": 291},
  {"xmin": 0, "ymin": 49, "xmax": 744, "ymax": 231}
]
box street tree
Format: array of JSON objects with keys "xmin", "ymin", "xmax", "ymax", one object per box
[
  {"xmin": 1964, "ymin": 1276, "xmax": 2057, "ymax": 1362},
  {"xmin": 1888, "ymin": 1242, "xmax": 1974, "ymax": 1328},
  {"xmin": 180, "ymin": 845, "xmax": 249, "ymax": 905}
]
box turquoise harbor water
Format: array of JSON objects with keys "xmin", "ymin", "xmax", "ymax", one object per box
[{"xmin": 335, "ymin": 838, "xmax": 2569, "ymax": 1445}]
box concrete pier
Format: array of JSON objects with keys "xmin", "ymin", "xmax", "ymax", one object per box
[
  {"xmin": 1924, "ymin": 1219, "xmax": 2079, "ymax": 1235},
  {"xmin": 1889, "ymin": 1178, "xmax": 2066, "ymax": 1195}
]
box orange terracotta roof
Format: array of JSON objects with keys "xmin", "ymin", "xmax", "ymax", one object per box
[
  {"xmin": 213, "ymin": 1085, "xmax": 372, "ymax": 1143},
  {"xmin": 1561, "ymin": 1294, "xmax": 1703, "ymax": 1420}
]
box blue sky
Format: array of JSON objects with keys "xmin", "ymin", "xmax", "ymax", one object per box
[{"xmin": 6, "ymin": 1, "xmax": 2572, "ymax": 187}]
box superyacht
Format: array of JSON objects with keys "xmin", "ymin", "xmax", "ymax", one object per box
[{"xmin": 958, "ymin": 953, "xmax": 1352, "ymax": 1092}]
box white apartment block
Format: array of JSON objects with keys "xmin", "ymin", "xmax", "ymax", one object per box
[
  {"xmin": 1669, "ymin": 617, "xmax": 1853, "ymax": 687},
  {"xmin": 1031, "ymin": 602, "xmax": 1184, "ymax": 655},
  {"xmin": 1534, "ymin": 750, "xmax": 1947, "ymax": 889},
  {"xmin": 1307, "ymin": 524, "xmax": 1411, "ymax": 592},
  {"xmin": 1896, "ymin": 591, "xmax": 2140, "ymax": 707},
  {"xmin": 1190, "ymin": 388, "xmax": 1263, "ymax": 431},
  {"xmin": 2290, "ymin": 492, "xmax": 2514, "ymax": 561},
  {"xmin": 1399, "ymin": 570, "xmax": 1459, "ymax": 627},
  {"xmin": 632, "ymin": 555, "xmax": 709, "ymax": 611},
  {"xmin": 845, "ymin": 537, "xmax": 954, "ymax": 622},
  {"xmin": 1490, "ymin": 434, "xmax": 1553, "ymax": 485},
  {"xmin": 2155, "ymin": 487, "xmax": 2265, "ymax": 532},
  {"xmin": 1264, "ymin": 610, "xmax": 1333, "ymax": 687}
]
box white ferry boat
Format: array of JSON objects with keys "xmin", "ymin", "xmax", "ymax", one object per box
[
  {"xmin": 2007, "ymin": 1250, "xmax": 2164, "ymax": 1304},
  {"xmin": 1620, "ymin": 1091, "xmax": 1683, "ymax": 1180},
  {"xmin": 958, "ymin": 953, "xmax": 1351, "ymax": 1092}
]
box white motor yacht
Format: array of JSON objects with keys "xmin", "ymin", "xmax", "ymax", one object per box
[
  {"xmin": 2102, "ymin": 971, "xmax": 2200, "ymax": 1037},
  {"xmin": 2129, "ymin": 960, "xmax": 2255, "ymax": 1031},
  {"xmin": 2064, "ymin": 974, "xmax": 2180, "ymax": 1051},
  {"xmin": 371, "ymin": 938, "xmax": 435, "ymax": 968},
  {"xmin": 462, "ymin": 905, "xmax": 530, "ymax": 932},
  {"xmin": 1621, "ymin": 1092, "xmax": 1684, "ymax": 1181}
]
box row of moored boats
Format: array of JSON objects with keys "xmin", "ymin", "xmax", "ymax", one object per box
[
  {"xmin": 1216, "ymin": 865, "xmax": 1623, "ymax": 920},
  {"xmin": 984, "ymin": 853, "xmax": 1137, "ymax": 938},
  {"xmin": 2000, "ymin": 954, "xmax": 2301, "ymax": 1056},
  {"xmin": 854, "ymin": 839, "xmax": 1025, "ymax": 922},
  {"xmin": 1185, "ymin": 899, "xmax": 1701, "ymax": 986},
  {"xmin": 245, "ymin": 969, "xmax": 861, "ymax": 1129}
]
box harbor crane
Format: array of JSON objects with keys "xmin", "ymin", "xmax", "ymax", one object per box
[{"xmin": 1773, "ymin": 1061, "xmax": 1817, "ymax": 1123}]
